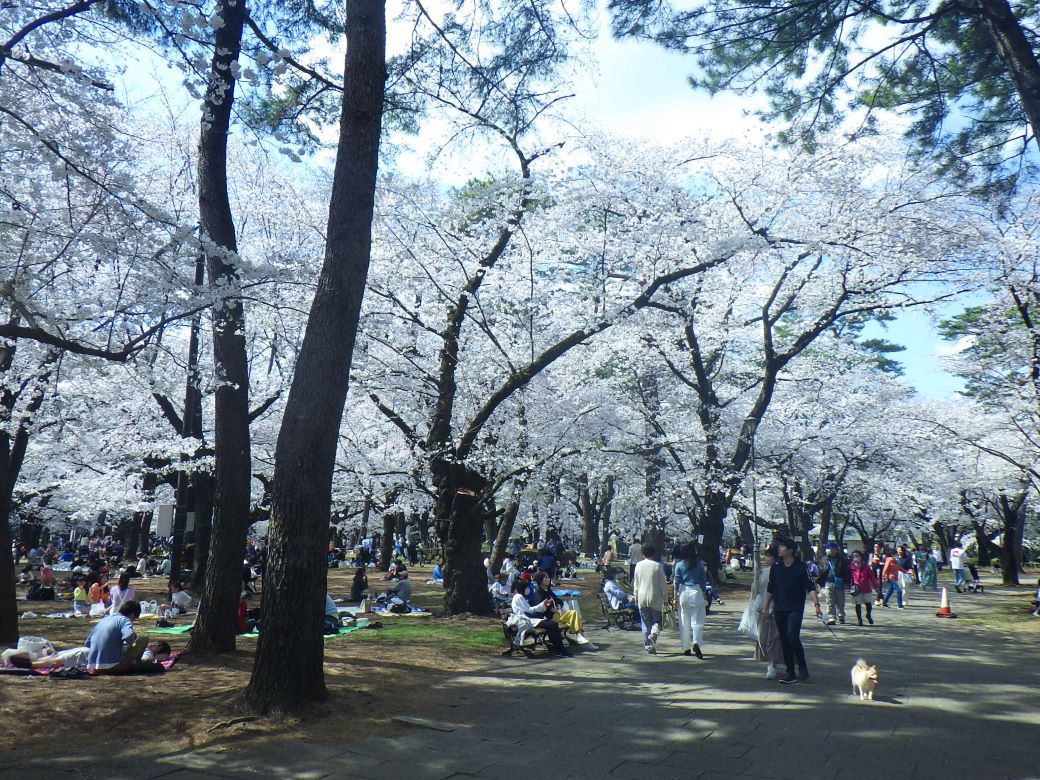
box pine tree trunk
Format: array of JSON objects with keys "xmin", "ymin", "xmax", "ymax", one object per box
[
  {"xmin": 244, "ymin": 0, "xmax": 386, "ymax": 715},
  {"xmin": 187, "ymin": 0, "xmax": 254, "ymax": 654},
  {"xmin": 190, "ymin": 471, "xmax": 215, "ymax": 591}
]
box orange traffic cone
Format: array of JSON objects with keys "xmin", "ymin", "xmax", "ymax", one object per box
[{"xmin": 935, "ymin": 587, "xmax": 958, "ymax": 618}]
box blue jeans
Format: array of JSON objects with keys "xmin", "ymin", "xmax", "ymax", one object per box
[
  {"xmin": 639, "ymin": 606, "xmax": 661, "ymax": 648},
  {"xmin": 953, "ymin": 569, "xmax": 966, "ymax": 589},
  {"xmin": 883, "ymin": 579, "xmax": 903, "ymax": 607}
]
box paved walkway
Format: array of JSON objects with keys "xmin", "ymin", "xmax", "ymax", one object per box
[{"xmin": 5, "ymin": 586, "xmax": 1039, "ymax": 779}]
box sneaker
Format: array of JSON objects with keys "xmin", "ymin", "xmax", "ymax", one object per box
[
  {"xmin": 867, "ymin": 615, "xmax": 874, "ymax": 625},
  {"xmin": 897, "ymin": 606, "xmax": 905, "ymax": 610},
  {"xmin": 857, "ymin": 619, "xmax": 864, "ymax": 626},
  {"xmin": 646, "ymin": 646, "xmax": 656, "ymax": 655},
  {"xmin": 778, "ymin": 674, "xmax": 798, "ymax": 684},
  {"xmin": 649, "ymin": 623, "xmax": 660, "ymax": 641},
  {"xmin": 797, "ymin": 669, "xmax": 809, "ymax": 682},
  {"xmin": 825, "ymin": 618, "xmax": 836, "ymax": 625},
  {"xmin": 693, "ymin": 644, "xmax": 704, "ymax": 659},
  {"xmin": 683, "ymin": 649, "xmax": 692, "ymax": 656},
  {"xmin": 575, "ymin": 633, "xmax": 590, "ymax": 645},
  {"xmin": 765, "ymin": 666, "xmax": 779, "ymax": 679},
  {"xmin": 839, "ymin": 617, "xmax": 845, "ymax": 625}
]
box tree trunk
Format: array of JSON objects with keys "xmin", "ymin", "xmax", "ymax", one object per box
[
  {"xmin": 187, "ymin": 0, "xmax": 255, "ymax": 655},
  {"xmin": 490, "ymin": 500, "xmax": 519, "ymax": 574},
  {"xmin": 0, "ymin": 465, "xmax": 17, "ymax": 644},
  {"xmin": 817, "ymin": 499, "xmax": 833, "ymax": 554},
  {"xmin": 978, "ymin": 0, "xmax": 1040, "ymax": 145},
  {"xmin": 244, "ymin": 0, "xmax": 385, "ymax": 715},
  {"xmin": 435, "ymin": 463, "xmax": 494, "ymax": 615},
  {"xmin": 190, "ymin": 471, "xmax": 215, "ymax": 592},
  {"xmin": 380, "ymin": 513, "xmax": 396, "ymax": 570}
]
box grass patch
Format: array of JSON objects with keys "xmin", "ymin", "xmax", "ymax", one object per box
[{"xmin": 352, "ymin": 620, "xmax": 502, "ymax": 652}]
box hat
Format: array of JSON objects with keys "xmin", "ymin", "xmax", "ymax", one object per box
[
  {"xmin": 824, "ymin": 541, "xmax": 839, "ymax": 551},
  {"xmin": 519, "ymin": 572, "xmax": 532, "ymax": 581}
]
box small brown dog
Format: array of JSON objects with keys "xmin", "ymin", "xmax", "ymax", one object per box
[{"xmin": 851, "ymin": 659, "xmax": 879, "ymax": 700}]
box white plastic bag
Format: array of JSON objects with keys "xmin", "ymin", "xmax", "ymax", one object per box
[
  {"xmin": 17, "ymin": 636, "xmax": 54, "ymax": 660},
  {"xmin": 89, "ymin": 602, "xmax": 106, "ymax": 617}
]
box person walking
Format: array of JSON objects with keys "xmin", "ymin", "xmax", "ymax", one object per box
[
  {"xmin": 673, "ymin": 542, "xmax": 709, "ymax": 658},
  {"xmin": 848, "ymin": 551, "xmax": 879, "ymax": 625},
  {"xmin": 881, "ymin": 550, "xmax": 906, "ymax": 609},
  {"xmin": 627, "ymin": 536, "xmax": 643, "ymax": 584},
  {"xmin": 763, "ymin": 536, "xmax": 822, "ymax": 684},
  {"xmin": 920, "ymin": 550, "xmax": 938, "ymax": 591},
  {"xmin": 897, "ymin": 545, "xmax": 915, "ymax": 606},
  {"xmin": 748, "ymin": 545, "xmax": 785, "ymax": 678},
  {"xmin": 949, "ymin": 546, "xmax": 966, "ymax": 592},
  {"xmin": 818, "ymin": 541, "xmax": 849, "ymax": 625},
  {"xmin": 632, "ymin": 543, "xmax": 667, "ymax": 654}
]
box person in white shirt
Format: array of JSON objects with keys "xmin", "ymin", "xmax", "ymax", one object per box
[
  {"xmin": 489, "ymin": 573, "xmax": 512, "ymax": 608},
  {"xmin": 601, "ymin": 568, "xmax": 639, "ymax": 625},
  {"xmin": 949, "ymin": 547, "xmax": 966, "ymax": 592},
  {"xmin": 628, "ymin": 544, "xmax": 669, "ymax": 653},
  {"xmin": 163, "ymin": 581, "xmax": 192, "ymax": 614},
  {"xmin": 506, "ymin": 580, "xmax": 569, "ymax": 656},
  {"xmin": 632, "ymin": 543, "xmax": 667, "ymax": 654},
  {"xmin": 627, "ymin": 538, "xmax": 643, "ymax": 583}
]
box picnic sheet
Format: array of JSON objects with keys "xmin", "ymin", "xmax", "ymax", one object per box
[
  {"xmin": 553, "ymin": 589, "xmax": 581, "ymax": 598},
  {"xmin": 147, "ymin": 623, "xmax": 195, "ymax": 635},
  {"xmin": 0, "ymin": 652, "xmax": 180, "ymax": 676},
  {"xmin": 237, "ymin": 626, "xmax": 365, "ymax": 640}
]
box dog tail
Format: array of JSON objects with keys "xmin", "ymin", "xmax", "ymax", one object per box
[{"xmin": 855, "ymin": 658, "xmax": 868, "ymax": 668}]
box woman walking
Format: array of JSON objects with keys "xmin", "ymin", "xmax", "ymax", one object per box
[
  {"xmin": 849, "ymin": 551, "xmax": 879, "ymax": 625},
  {"xmin": 750, "ymin": 545, "xmax": 785, "ymax": 678},
  {"xmin": 673, "ymin": 542, "xmax": 709, "ymax": 659}
]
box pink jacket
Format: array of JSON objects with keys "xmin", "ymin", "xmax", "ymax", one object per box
[{"xmin": 849, "ymin": 562, "xmax": 878, "ymax": 593}]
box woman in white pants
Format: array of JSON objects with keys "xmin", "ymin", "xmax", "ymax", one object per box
[{"xmin": 673, "ymin": 543, "xmax": 710, "ymax": 659}]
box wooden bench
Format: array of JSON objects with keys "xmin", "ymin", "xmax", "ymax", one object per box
[
  {"xmin": 501, "ymin": 621, "xmax": 551, "ymax": 657},
  {"xmin": 597, "ymin": 591, "xmax": 636, "ymax": 631}
]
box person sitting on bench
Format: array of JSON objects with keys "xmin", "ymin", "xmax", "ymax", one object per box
[
  {"xmin": 602, "ymin": 568, "xmax": 640, "ymax": 625},
  {"xmin": 507, "ymin": 579, "xmax": 570, "ymax": 657},
  {"xmin": 530, "ymin": 571, "xmax": 590, "ymax": 644}
]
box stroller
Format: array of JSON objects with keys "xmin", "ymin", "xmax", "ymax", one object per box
[{"xmin": 965, "ymin": 564, "xmax": 985, "ymax": 593}]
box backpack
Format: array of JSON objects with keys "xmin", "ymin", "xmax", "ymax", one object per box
[{"xmin": 389, "ymin": 603, "xmax": 410, "ymax": 614}]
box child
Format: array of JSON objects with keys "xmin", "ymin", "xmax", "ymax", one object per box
[
  {"xmin": 164, "ymin": 581, "xmax": 192, "ymax": 614},
  {"xmin": 88, "ymin": 574, "xmax": 110, "ymax": 606},
  {"xmin": 1032, "ymin": 578, "xmax": 1040, "ymax": 617},
  {"xmin": 72, "ymin": 576, "xmax": 90, "ymax": 615},
  {"xmin": 141, "ymin": 640, "xmax": 171, "ymax": 663}
]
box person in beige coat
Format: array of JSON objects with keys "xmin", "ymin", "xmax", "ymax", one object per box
[{"xmin": 632, "ymin": 543, "xmax": 667, "ymax": 654}]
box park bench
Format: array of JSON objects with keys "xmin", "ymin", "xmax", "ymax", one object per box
[
  {"xmin": 502, "ymin": 620, "xmax": 551, "ymax": 657},
  {"xmin": 596, "ymin": 591, "xmax": 636, "ymax": 630}
]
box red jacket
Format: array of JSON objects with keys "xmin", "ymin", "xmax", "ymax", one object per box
[
  {"xmin": 881, "ymin": 556, "xmax": 906, "ymax": 582},
  {"xmin": 849, "ymin": 562, "xmax": 879, "ymax": 592}
]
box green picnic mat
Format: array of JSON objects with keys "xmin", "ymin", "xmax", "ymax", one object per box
[{"xmin": 146, "ymin": 623, "xmax": 195, "ymax": 635}]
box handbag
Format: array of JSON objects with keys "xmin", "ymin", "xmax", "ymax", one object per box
[{"xmin": 849, "ymin": 584, "xmax": 860, "ymax": 595}]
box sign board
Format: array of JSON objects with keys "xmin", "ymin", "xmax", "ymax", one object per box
[{"xmin": 155, "ymin": 504, "xmax": 175, "ymax": 537}]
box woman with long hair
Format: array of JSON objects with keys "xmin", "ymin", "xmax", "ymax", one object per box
[
  {"xmin": 673, "ymin": 542, "xmax": 709, "ymax": 658},
  {"xmin": 107, "ymin": 569, "xmax": 135, "ymax": 615}
]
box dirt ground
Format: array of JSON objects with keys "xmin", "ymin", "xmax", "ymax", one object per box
[{"xmin": 0, "ymin": 565, "xmax": 503, "ymax": 763}]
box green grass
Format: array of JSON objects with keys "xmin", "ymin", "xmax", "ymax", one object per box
[{"xmin": 350, "ymin": 620, "xmax": 503, "ymax": 652}]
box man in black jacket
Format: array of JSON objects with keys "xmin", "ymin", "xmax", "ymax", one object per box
[{"xmin": 819, "ymin": 542, "xmax": 849, "ymax": 625}]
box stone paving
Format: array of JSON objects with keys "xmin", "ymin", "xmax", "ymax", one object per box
[{"xmin": 4, "ymin": 584, "xmax": 1039, "ymax": 779}]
